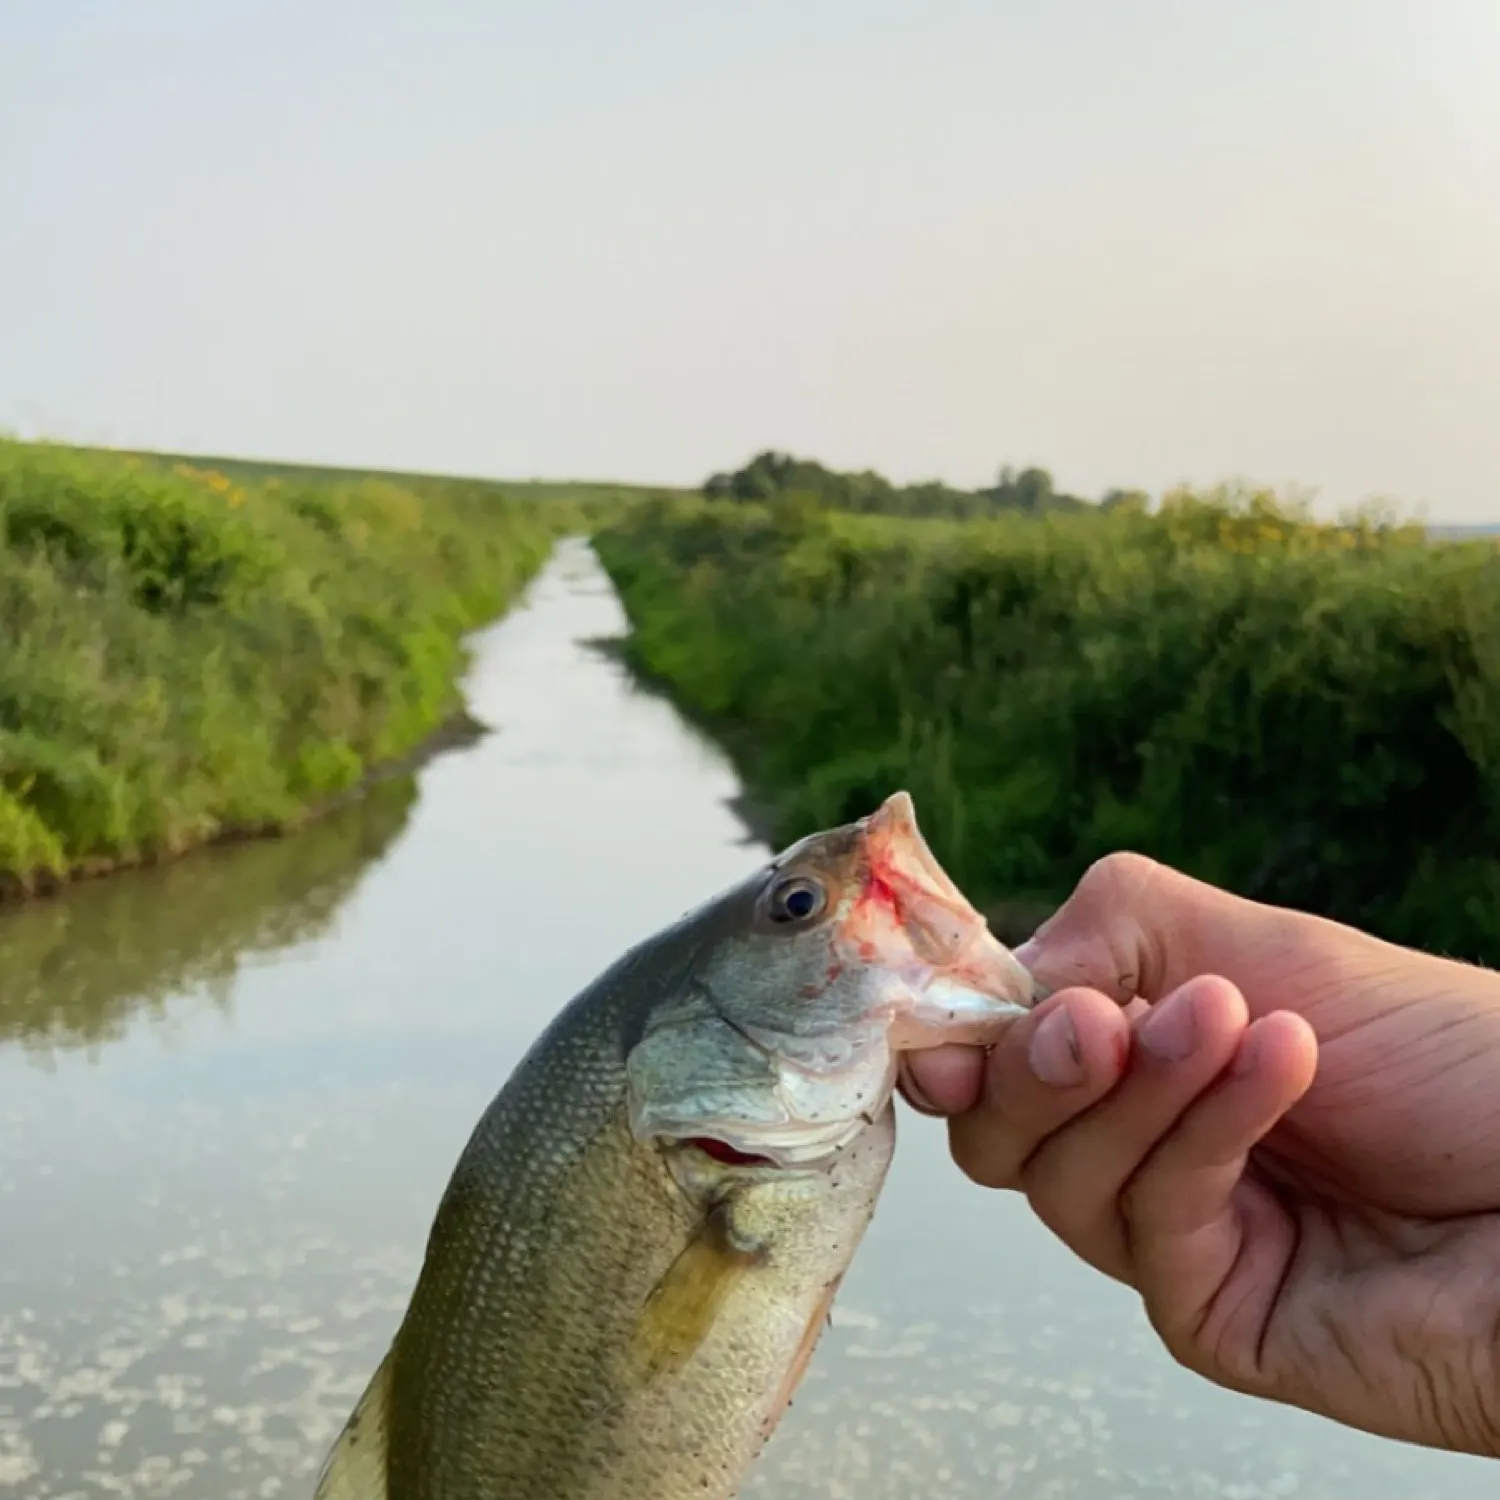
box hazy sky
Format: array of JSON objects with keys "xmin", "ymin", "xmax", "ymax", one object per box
[{"xmin": 3, "ymin": 1, "xmax": 1498, "ymax": 520}]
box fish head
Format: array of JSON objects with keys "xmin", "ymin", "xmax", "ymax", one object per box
[
  {"xmin": 712, "ymin": 787, "xmax": 1040, "ymax": 1047},
  {"xmin": 627, "ymin": 790, "xmax": 1042, "ymax": 1175}
]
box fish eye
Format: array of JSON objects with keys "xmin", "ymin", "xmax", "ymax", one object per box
[{"xmin": 766, "ymin": 875, "xmax": 827, "ymax": 925}]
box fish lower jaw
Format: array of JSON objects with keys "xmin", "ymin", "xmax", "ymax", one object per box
[
  {"xmin": 881, "ymin": 965, "xmax": 1035, "ymax": 1049},
  {"xmin": 743, "ymin": 1122, "xmax": 871, "ymax": 1171}
]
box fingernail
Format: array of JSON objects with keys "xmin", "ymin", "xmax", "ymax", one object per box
[
  {"xmin": 1139, "ymin": 986, "xmax": 1199, "ymax": 1062},
  {"xmin": 1028, "ymin": 1007, "xmax": 1083, "ymax": 1088}
]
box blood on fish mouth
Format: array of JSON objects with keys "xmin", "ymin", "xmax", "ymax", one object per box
[{"xmin": 684, "ymin": 1137, "xmax": 778, "ymax": 1168}]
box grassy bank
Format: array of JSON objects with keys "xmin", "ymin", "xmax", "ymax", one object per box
[
  {"xmin": 595, "ymin": 491, "xmax": 1500, "ymax": 964},
  {"xmin": 0, "ymin": 439, "xmax": 571, "ymax": 897}
]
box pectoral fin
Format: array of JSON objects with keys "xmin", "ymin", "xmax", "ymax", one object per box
[
  {"xmin": 312, "ymin": 1349, "xmax": 391, "ymax": 1500},
  {"xmin": 631, "ymin": 1200, "xmax": 767, "ymax": 1382}
]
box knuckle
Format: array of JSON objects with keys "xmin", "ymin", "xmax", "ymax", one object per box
[
  {"xmin": 1015, "ymin": 1134, "xmax": 1074, "ymax": 1205},
  {"xmin": 1146, "ymin": 1311, "xmax": 1205, "ymax": 1373},
  {"xmin": 1118, "ymin": 1170, "xmax": 1157, "ymax": 1227},
  {"xmin": 949, "ymin": 1122, "xmax": 1024, "ymax": 1191},
  {"xmin": 963, "ymin": 1161, "xmax": 1017, "ymax": 1192},
  {"xmin": 1074, "ymin": 850, "xmax": 1163, "ymax": 910},
  {"xmin": 1148, "ymin": 1311, "xmax": 1227, "ymax": 1386},
  {"xmin": 1023, "ymin": 1177, "xmax": 1111, "ymax": 1267},
  {"xmin": 1063, "ymin": 851, "xmax": 1172, "ymax": 999},
  {"xmin": 953, "ymin": 1151, "xmax": 1018, "ymax": 1192},
  {"xmin": 1021, "ymin": 1135, "xmax": 1117, "ymax": 1229}
]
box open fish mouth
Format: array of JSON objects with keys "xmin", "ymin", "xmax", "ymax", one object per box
[
  {"xmin": 680, "ymin": 1136, "xmax": 781, "ymax": 1169},
  {"xmin": 661, "ymin": 1099, "xmax": 884, "ymax": 1173}
]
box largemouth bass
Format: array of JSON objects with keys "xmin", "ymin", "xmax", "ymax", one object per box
[{"xmin": 313, "ymin": 791, "xmax": 1039, "ymax": 1500}]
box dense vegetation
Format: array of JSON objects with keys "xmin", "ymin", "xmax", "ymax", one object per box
[
  {"xmin": 704, "ymin": 449, "xmax": 1144, "ymax": 520},
  {"xmin": 0, "ymin": 439, "xmax": 574, "ymax": 895},
  {"xmin": 596, "ymin": 487, "xmax": 1500, "ymax": 963}
]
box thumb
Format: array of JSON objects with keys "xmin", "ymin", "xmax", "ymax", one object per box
[{"xmin": 1014, "ymin": 853, "xmax": 1300, "ymax": 1008}]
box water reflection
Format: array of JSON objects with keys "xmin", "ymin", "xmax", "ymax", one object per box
[{"xmin": 0, "ymin": 779, "xmax": 417, "ymax": 1063}]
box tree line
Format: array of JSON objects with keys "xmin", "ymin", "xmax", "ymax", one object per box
[{"xmin": 702, "ymin": 449, "xmax": 1150, "ymax": 520}]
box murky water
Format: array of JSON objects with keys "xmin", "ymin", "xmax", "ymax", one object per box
[{"xmin": 0, "ymin": 538, "xmax": 1491, "ymax": 1499}]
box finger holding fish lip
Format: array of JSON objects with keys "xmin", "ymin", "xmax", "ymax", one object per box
[
  {"xmin": 934, "ymin": 988, "xmax": 1134, "ymax": 1192},
  {"xmin": 898, "ymin": 981, "xmax": 1124, "ymax": 1118}
]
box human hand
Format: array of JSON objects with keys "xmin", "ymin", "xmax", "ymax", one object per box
[{"xmin": 901, "ymin": 853, "xmax": 1500, "ymax": 1458}]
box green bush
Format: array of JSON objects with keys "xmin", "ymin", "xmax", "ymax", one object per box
[
  {"xmin": 0, "ymin": 440, "xmax": 563, "ymax": 893},
  {"xmin": 596, "ymin": 489, "xmax": 1500, "ymax": 963}
]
